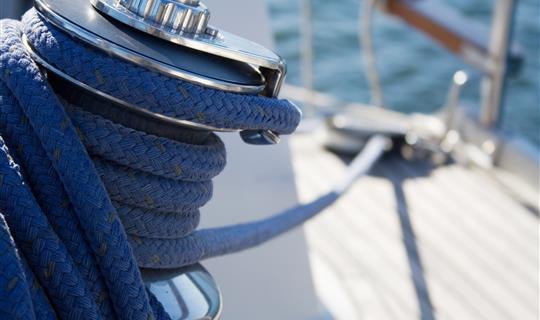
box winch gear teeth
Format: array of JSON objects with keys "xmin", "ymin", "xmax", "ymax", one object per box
[{"xmin": 118, "ymin": 0, "xmax": 212, "ymax": 35}]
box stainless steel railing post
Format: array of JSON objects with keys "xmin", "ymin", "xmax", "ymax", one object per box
[
  {"xmin": 300, "ymin": 0, "xmax": 316, "ymax": 117},
  {"xmin": 479, "ymin": 0, "xmax": 517, "ymax": 127}
]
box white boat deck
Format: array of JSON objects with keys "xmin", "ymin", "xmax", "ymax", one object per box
[{"xmin": 290, "ymin": 133, "xmax": 539, "ymax": 320}]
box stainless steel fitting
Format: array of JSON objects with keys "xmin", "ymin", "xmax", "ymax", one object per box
[{"xmin": 117, "ymin": 0, "xmax": 217, "ymax": 36}]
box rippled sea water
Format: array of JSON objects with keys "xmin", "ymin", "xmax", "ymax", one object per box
[{"xmin": 268, "ymin": 0, "xmax": 539, "ymax": 147}]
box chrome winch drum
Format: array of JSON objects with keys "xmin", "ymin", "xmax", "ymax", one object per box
[{"xmin": 28, "ymin": 0, "xmax": 289, "ymax": 144}]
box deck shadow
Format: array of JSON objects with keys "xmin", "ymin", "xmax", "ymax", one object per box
[
  {"xmin": 372, "ymin": 155, "xmax": 436, "ymax": 320},
  {"xmin": 332, "ymin": 146, "xmax": 438, "ymax": 320}
]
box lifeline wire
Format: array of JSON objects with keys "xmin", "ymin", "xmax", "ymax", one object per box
[{"xmin": 0, "ymin": 9, "xmax": 386, "ymax": 320}]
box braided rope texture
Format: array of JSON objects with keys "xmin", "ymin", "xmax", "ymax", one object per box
[{"xmin": 0, "ymin": 7, "xmax": 301, "ymax": 319}]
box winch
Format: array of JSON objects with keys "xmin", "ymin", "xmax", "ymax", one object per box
[
  {"xmin": 1, "ymin": 0, "xmax": 299, "ymax": 319},
  {"xmin": 28, "ymin": 0, "xmax": 292, "ymax": 318},
  {"xmin": 0, "ymin": 1, "xmax": 386, "ymax": 319},
  {"xmin": 29, "ymin": 0, "xmax": 289, "ymax": 144}
]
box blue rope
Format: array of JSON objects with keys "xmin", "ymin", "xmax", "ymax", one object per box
[
  {"xmin": 0, "ymin": 8, "xmax": 385, "ymax": 319},
  {"xmin": 0, "ymin": 8, "xmax": 302, "ymax": 319}
]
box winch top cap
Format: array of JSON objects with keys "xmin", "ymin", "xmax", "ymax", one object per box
[
  {"xmin": 114, "ymin": 0, "xmax": 215, "ymax": 36},
  {"xmin": 89, "ymin": 0, "xmax": 284, "ymax": 71},
  {"xmin": 33, "ymin": 0, "xmax": 286, "ymax": 96}
]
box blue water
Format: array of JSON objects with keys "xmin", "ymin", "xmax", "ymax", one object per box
[{"xmin": 268, "ymin": 0, "xmax": 539, "ymax": 147}]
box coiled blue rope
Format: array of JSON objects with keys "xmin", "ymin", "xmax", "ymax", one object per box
[{"xmin": 0, "ymin": 8, "xmax": 386, "ymax": 320}]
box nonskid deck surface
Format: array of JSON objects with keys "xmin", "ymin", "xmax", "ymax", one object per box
[{"xmin": 290, "ymin": 134, "xmax": 539, "ymax": 320}]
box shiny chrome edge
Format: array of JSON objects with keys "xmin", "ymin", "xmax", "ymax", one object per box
[
  {"xmin": 186, "ymin": 272, "xmax": 223, "ymax": 319},
  {"xmin": 141, "ymin": 265, "xmax": 223, "ymax": 320},
  {"xmin": 239, "ymin": 128, "xmax": 282, "ymax": 145},
  {"xmin": 33, "ymin": 0, "xmax": 266, "ymax": 95},
  {"xmin": 112, "ymin": 0, "xmax": 213, "ymax": 36},
  {"xmin": 22, "ymin": 34, "xmax": 238, "ymax": 133},
  {"xmin": 91, "ymin": 0, "xmax": 286, "ymax": 74}
]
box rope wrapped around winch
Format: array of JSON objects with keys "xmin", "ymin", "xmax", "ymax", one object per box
[{"xmin": 0, "ymin": 8, "xmax": 387, "ymax": 320}]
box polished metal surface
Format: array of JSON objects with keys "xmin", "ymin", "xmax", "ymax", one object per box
[
  {"xmin": 88, "ymin": 0, "xmax": 287, "ymax": 97},
  {"xmin": 142, "ymin": 264, "xmax": 222, "ymax": 320},
  {"xmin": 114, "ymin": 0, "xmax": 213, "ymax": 36},
  {"xmin": 240, "ymin": 125, "xmax": 282, "ymax": 145},
  {"xmin": 33, "ymin": 0, "xmax": 287, "ymax": 98},
  {"xmin": 89, "ymin": 0, "xmax": 286, "ymax": 96},
  {"xmin": 479, "ymin": 0, "xmax": 516, "ymax": 127},
  {"xmin": 34, "ymin": 0, "xmax": 266, "ymax": 95}
]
